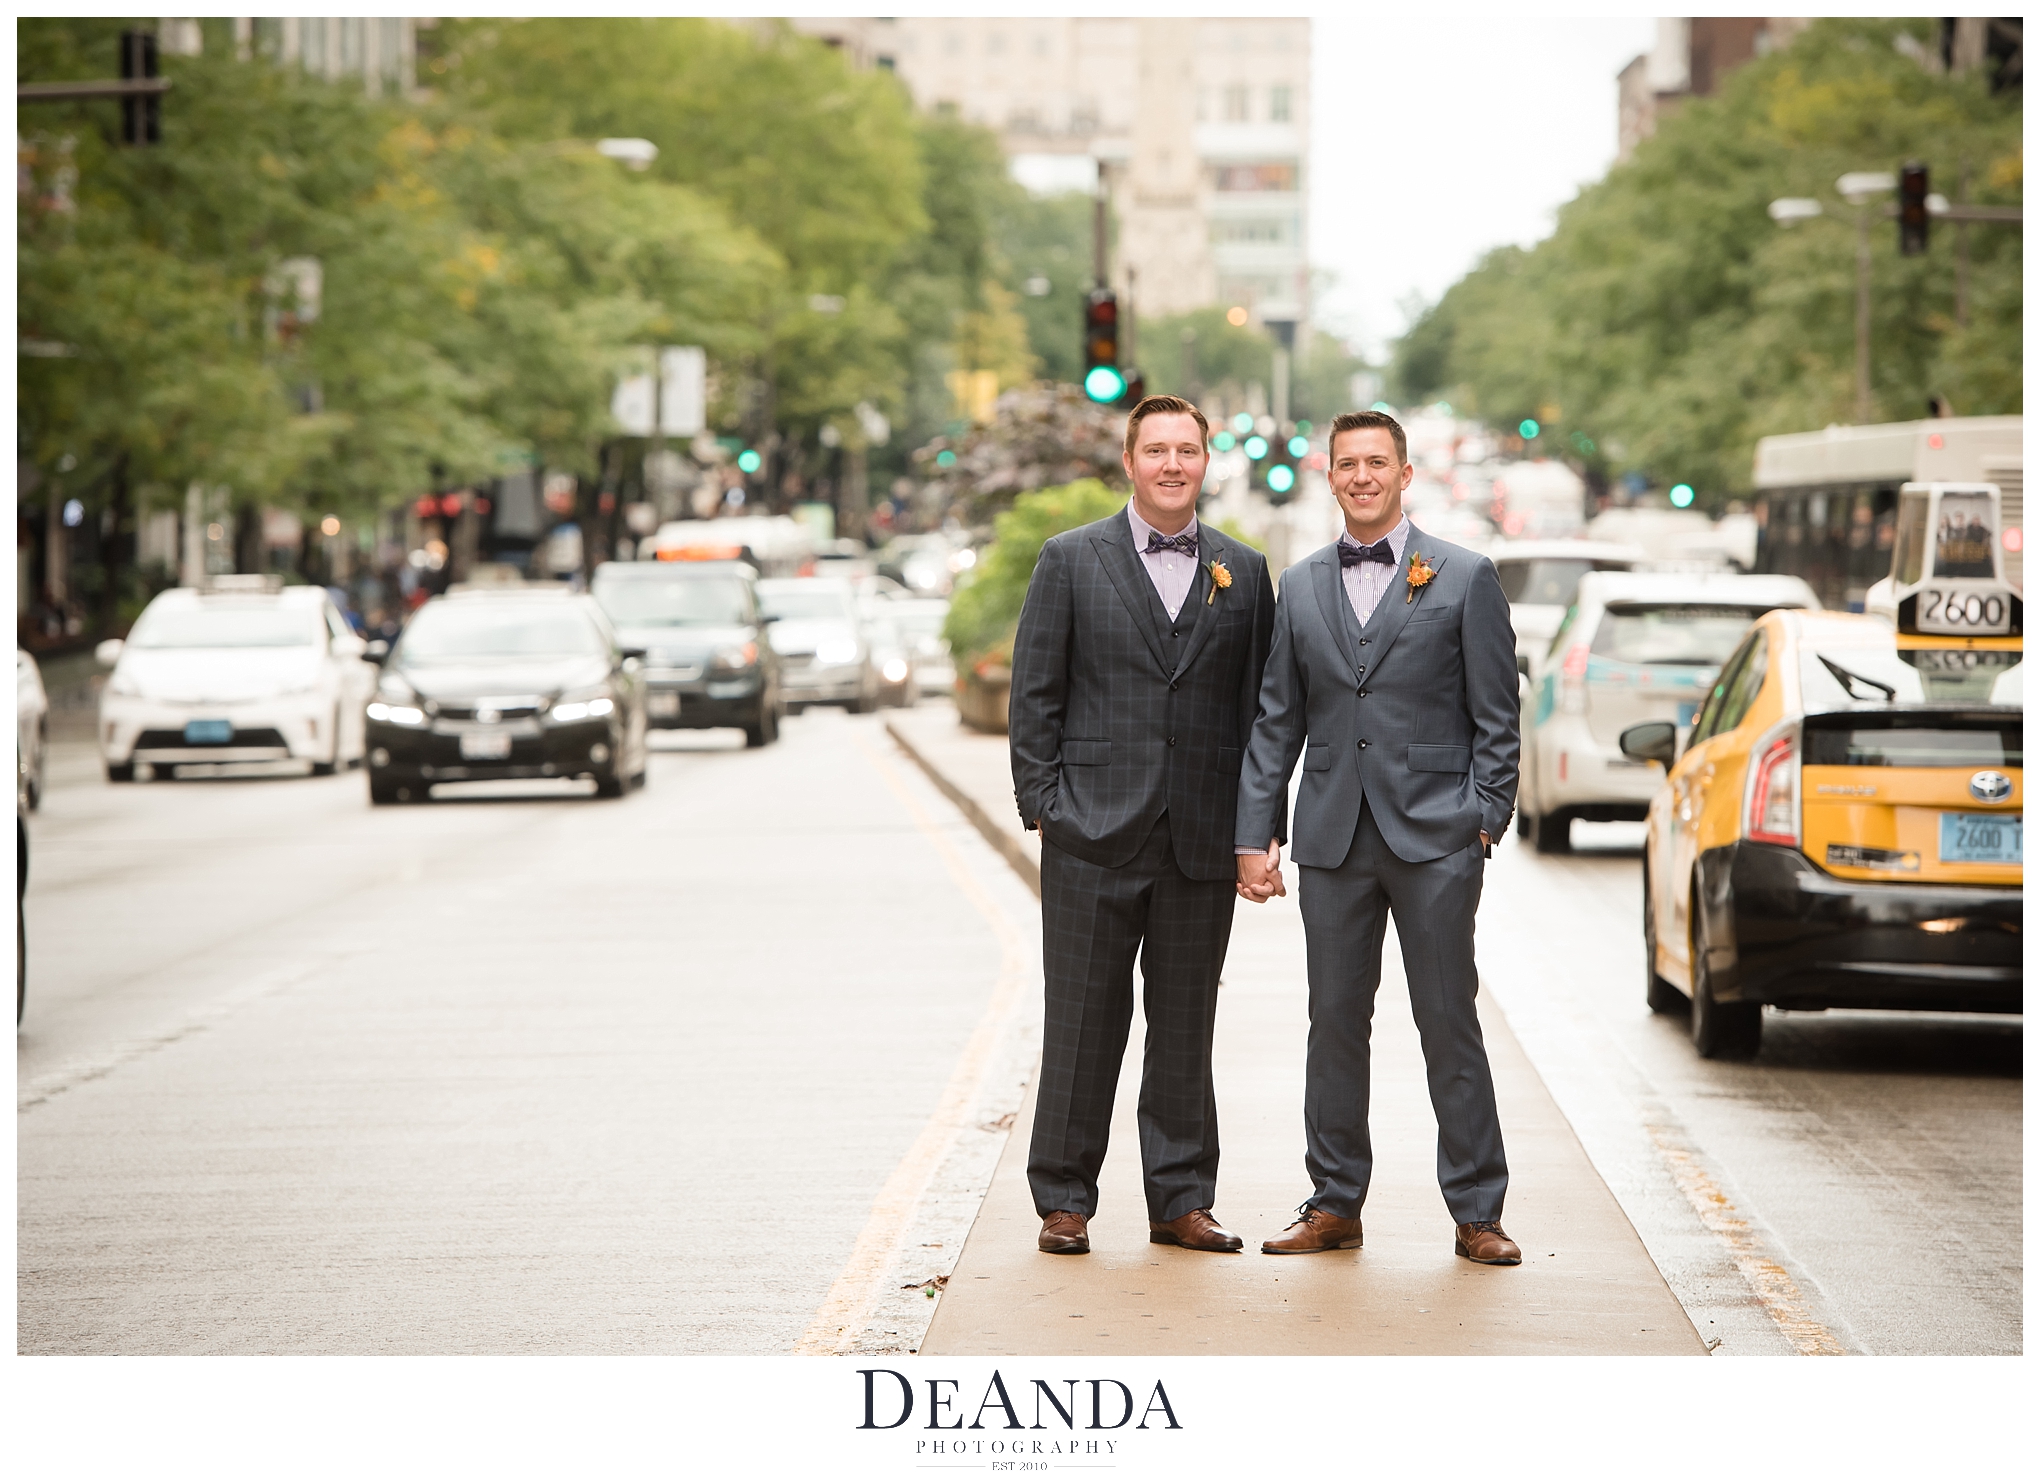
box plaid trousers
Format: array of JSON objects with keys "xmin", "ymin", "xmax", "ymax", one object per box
[{"xmin": 1026, "ymin": 812, "xmax": 1236, "ymax": 1223}]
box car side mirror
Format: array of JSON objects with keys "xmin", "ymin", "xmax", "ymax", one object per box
[
  {"xmin": 362, "ymin": 640, "xmax": 390, "ymax": 664},
  {"xmin": 759, "ymin": 613, "xmax": 780, "ymax": 624},
  {"xmin": 333, "ymin": 633, "xmax": 367, "ymax": 659},
  {"xmin": 621, "ymin": 646, "xmax": 648, "ymax": 661},
  {"xmin": 1619, "ymin": 721, "xmax": 1678, "ymax": 769},
  {"xmin": 95, "ymin": 638, "xmax": 125, "ymax": 668}
]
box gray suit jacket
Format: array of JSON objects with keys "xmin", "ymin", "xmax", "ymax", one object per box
[
  {"xmin": 1010, "ymin": 512, "xmax": 1277, "ymax": 882},
  {"xmin": 1236, "ymin": 527, "xmax": 1519, "ymax": 867}
]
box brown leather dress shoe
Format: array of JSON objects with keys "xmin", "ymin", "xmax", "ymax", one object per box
[
  {"xmin": 1454, "ymin": 1220, "xmax": 1522, "ymax": 1265},
  {"xmin": 1147, "ymin": 1208, "xmax": 1243, "ymax": 1252},
  {"xmin": 1261, "ymin": 1206, "xmax": 1364, "ymax": 1254},
  {"xmin": 1038, "ymin": 1210, "xmax": 1090, "ymax": 1255}
]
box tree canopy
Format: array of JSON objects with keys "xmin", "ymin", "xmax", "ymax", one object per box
[{"xmin": 1388, "ymin": 19, "xmax": 2022, "ymax": 505}]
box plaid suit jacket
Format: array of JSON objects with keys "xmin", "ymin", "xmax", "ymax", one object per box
[{"xmin": 1010, "ymin": 511, "xmax": 1277, "ymax": 882}]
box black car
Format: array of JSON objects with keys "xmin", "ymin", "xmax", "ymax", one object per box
[
  {"xmin": 364, "ymin": 589, "xmax": 648, "ymax": 803},
  {"xmin": 590, "ymin": 560, "xmax": 783, "ymax": 746}
]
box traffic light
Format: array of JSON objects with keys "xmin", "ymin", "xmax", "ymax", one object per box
[
  {"xmin": 1082, "ymin": 289, "xmax": 1124, "ymax": 404},
  {"xmin": 119, "ymin": 30, "xmax": 159, "ymax": 146},
  {"xmin": 1262, "ymin": 423, "xmax": 1301, "ymax": 502},
  {"xmin": 1898, "ymin": 161, "xmax": 1929, "ymax": 256}
]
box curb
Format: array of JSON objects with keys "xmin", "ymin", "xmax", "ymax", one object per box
[{"xmin": 883, "ymin": 717, "xmax": 1041, "ymax": 898}]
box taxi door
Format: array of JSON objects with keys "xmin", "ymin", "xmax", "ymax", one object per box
[{"xmin": 1659, "ymin": 628, "xmax": 1771, "ymax": 987}]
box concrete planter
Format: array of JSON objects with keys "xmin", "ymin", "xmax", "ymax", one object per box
[{"xmin": 955, "ymin": 666, "xmax": 1010, "ymax": 734}]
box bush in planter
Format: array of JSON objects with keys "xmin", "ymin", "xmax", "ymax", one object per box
[{"xmin": 942, "ymin": 477, "xmax": 1128, "ymax": 675}]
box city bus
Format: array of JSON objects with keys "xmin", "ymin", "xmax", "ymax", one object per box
[{"xmin": 1749, "ymin": 416, "xmax": 2022, "ymax": 612}]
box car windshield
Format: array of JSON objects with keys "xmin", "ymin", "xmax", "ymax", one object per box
[
  {"xmin": 758, "ymin": 583, "xmax": 854, "ymax": 621},
  {"xmin": 130, "ymin": 602, "xmax": 316, "ymax": 649},
  {"xmin": 396, "ymin": 601, "xmax": 608, "ymax": 661},
  {"xmin": 890, "ymin": 604, "xmax": 949, "ymax": 639},
  {"xmin": 1497, "ymin": 559, "xmax": 1595, "ymax": 606},
  {"xmin": 594, "ymin": 576, "xmax": 749, "ymax": 627},
  {"xmin": 1799, "ymin": 642, "xmax": 2023, "ymax": 708},
  {"xmin": 1591, "ymin": 604, "xmax": 1771, "ymax": 665}
]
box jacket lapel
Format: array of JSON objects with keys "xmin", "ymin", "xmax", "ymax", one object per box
[
  {"xmin": 1089, "ymin": 519, "xmax": 1173, "ymax": 677},
  {"xmin": 1311, "ymin": 547, "xmax": 1363, "ymax": 682},
  {"xmin": 1357, "ymin": 529, "xmax": 1449, "ymax": 689}
]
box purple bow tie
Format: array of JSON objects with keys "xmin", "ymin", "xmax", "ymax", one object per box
[
  {"xmin": 1339, "ymin": 538, "xmax": 1396, "ymax": 568},
  {"xmin": 1144, "ymin": 530, "xmax": 1199, "ymax": 557}
]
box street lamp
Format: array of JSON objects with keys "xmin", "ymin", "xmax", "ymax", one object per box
[{"xmin": 1769, "ymin": 173, "xmax": 1894, "ymax": 423}]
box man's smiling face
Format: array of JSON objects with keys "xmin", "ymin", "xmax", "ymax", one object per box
[
  {"xmin": 1329, "ymin": 426, "xmax": 1414, "ymax": 542},
  {"xmin": 1124, "ymin": 412, "xmax": 1209, "ymax": 535}
]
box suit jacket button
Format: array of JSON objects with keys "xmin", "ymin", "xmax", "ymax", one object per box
[
  {"xmin": 1357, "ymin": 689, "xmax": 1368, "ymax": 697},
  {"xmin": 1357, "ymin": 665, "xmax": 1365, "ymax": 674},
  {"xmin": 1168, "ymin": 736, "xmax": 1177, "ymax": 747},
  {"xmin": 1359, "ymin": 740, "xmax": 1370, "ymax": 749}
]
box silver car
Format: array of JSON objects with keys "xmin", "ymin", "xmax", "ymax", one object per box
[
  {"xmin": 1518, "ymin": 571, "xmax": 1820, "ymax": 852},
  {"xmin": 758, "ymin": 578, "xmax": 877, "ymax": 713},
  {"xmin": 1490, "ymin": 538, "xmax": 1648, "ymax": 675}
]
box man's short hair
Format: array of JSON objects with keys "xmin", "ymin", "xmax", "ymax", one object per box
[
  {"xmin": 1328, "ymin": 410, "xmax": 1407, "ymax": 467},
  {"xmin": 1123, "ymin": 395, "xmax": 1211, "ymax": 460}
]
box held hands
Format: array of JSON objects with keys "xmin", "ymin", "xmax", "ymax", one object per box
[{"xmin": 1236, "ymin": 841, "xmax": 1285, "ymax": 903}]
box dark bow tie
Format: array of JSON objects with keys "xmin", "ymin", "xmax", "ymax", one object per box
[
  {"xmin": 1338, "ymin": 538, "xmax": 1396, "ymax": 568},
  {"xmin": 1144, "ymin": 529, "xmax": 1199, "ymax": 557}
]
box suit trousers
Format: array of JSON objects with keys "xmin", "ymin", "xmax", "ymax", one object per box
[
  {"xmin": 1296, "ymin": 799, "xmax": 1508, "ymax": 1224},
  {"xmin": 1028, "ymin": 811, "xmax": 1235, "ymax": 1223}
]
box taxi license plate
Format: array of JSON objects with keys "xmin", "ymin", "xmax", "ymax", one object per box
[
  {"xmin": 647, "ymin": 692, "xmax": 681, "ymax": 718},
  {"xmin": 1939, "ymin": 812, "xmax": 2022, "ymax": 865},
  {"xmin": 184, "ymin": 719, "xmax": 232, "ymax": 745},
  {"xmin": 460, "ymin": 731, "xmax": 513, "ymax": 761}
]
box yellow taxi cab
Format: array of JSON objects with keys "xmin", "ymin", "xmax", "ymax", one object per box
[{"xmin": 1619, "ymin": 610, "xmax": 2021, "ymax": 1057}]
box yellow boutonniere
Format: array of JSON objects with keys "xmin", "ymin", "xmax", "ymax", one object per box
[
  {"xmin": 1207, "ymin": 559, "xmax": 1232, "ymax": 604},
  {"xmin": 1405, "ymin": 552, "xmax": 1437, "ymax": 603}
]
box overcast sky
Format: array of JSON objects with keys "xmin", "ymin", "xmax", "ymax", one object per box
[{"xmin": 1309, "ymin": 15, "xmax": 1659, "ymax": 363}]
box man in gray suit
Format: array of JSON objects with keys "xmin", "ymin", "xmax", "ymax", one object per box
[
  {"xmin": 1235, "ymin": 409, "xmax": 1523, "ymax": 1265},
  {"xmin": 1009, "ymin": 395, "xmax": 1276, "ymax": 1256}
]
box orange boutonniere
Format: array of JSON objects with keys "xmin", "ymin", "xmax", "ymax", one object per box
[
  {"xmin": 1405, "ymin": 552, "xmax": 1437, "ymax": 603},
  {"xmin": 1207, "ymin": 558, "xmax": 1233, "ymax": 604}
]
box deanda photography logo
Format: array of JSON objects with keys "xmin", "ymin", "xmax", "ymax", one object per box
[{"xmin": 858, "ymin": 1369, "xmax": 1181, "ymax": 1457}]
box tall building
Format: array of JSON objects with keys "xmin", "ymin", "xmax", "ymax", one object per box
[
  {"xmin": 798, "ymin": 17, "xmax": 1311, "ymax": 325},
  {"xmin": 1617, "ymin": 18, "xmax": 1806, "ymax": 162}
]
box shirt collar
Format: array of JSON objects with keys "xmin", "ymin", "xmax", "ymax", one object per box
[
  {"xmin": 1338, "ymin": 516, "xmax": 1411, "ymax": 559},
  {"xmin": 1127, "ymin": 501, "xmax": 1199, "ymax": 551}
]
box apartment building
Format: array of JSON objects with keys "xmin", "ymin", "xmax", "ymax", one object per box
[
  {"xmin": 797, "ymin": 17, "xmax": 1311, "ymax": 324},
  {"xmin": 156, "ymin": 17, "xmax": 420, "ymax": 95}
]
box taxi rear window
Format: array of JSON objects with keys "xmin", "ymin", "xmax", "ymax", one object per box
[
  {"xmin": 1798, "ymin": 645, "xmax": 2022, "ymax": 707},
  {"xmin": 1803, "ymin": 713, "xmax": 2021, "ymax": 768}
]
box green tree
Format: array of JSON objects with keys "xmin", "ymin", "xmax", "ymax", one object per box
[
  {"xmin": 1389, "ymin": 18, "xmax": 2020, "ymax": 505},
  {"xmin": 942, "ymin": 477, "xmax": 1127, "ymax": 667}
]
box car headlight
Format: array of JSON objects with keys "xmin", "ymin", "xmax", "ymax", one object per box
[
  {"xmin": 882, "ymin": 657, "xmax": 910, "ymax": 683},
  {"xmin": 816, "ymin": 638, "xmax": 860, "ymax": 666},
  {"xmin": 366, "ymin": 701, "xmax": 426, "ymax": 726},
  {"xmin": 711, "ymin": 641, "xmax": 759, "ymax": 672},
  {"xmin": 549, "ymin": 688, "xmax": 616, "ymax": 723}
]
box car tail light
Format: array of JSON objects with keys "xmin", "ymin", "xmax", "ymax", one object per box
[
  {"xmin": 1745, "ymin": 726, "xmax": 1800, "ymax": 846},
  {"xmin": 1559, "ymin": 642, "xmax": 1589, "ymax": 713}
]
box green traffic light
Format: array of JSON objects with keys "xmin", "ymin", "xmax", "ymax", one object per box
[
  {"xmin": 1266, "ymin": 464, "xmax": 1296, "ymax": 494},
  {"xmin": 736, "ymin": 449, "xmax": 763, "ymax": 474},
  {"xmin": 1287, "ymin": 435, "xmax": 1309, "ymax": 457},
  {"xmin": 1084, "ymin": 365, "xmax": 1127, "ymax": 403},
  {"xmin": 1232, "ymin": 413, "xmax": 1254, "ymax": 434},
  {"xmin": 936, "ymin": 450, "xmax": 958, "ymax": 468},
  {"xmin": 1243, "ymin": 435, "xmax": 1268, "ymax": 460},
  {"xmin": 1212, "ymin": 431, "xmax": 1237, "ymax": 452},
  {"xmin": 1669, "ymin": 483, "xmax": 1695, "ymax": 508},
  {"xmin": 1295, "ymin": 420, "xmax": 1313, "ymax": 433},
  {"xmin": 1519, "ymin": 419, "xmax": 1540, "ymax": 439}
]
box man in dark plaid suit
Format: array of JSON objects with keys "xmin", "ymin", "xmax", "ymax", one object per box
[{"xmin": 1008, "ymin": 395, "xmax": 1276, "ymax": 1255}]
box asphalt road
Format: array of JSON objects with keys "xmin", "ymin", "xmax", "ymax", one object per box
[
  {"xmin": 18, "ymin": 715, "xmax": 2021, "ymax": 1356},
  {"xmin": 17, "ymin": 709, "xmax": 1033, "ymax": 1354},
  {"xmin": 1479, "ymin": 819, "xmax": 2023, "ymax": 1356}
]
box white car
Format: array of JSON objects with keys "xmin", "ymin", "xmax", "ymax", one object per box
[
  {"xmin": 96, "ymin": 578, "xmax": 377, "ymax": 781},
  {"xmin": 757, "ymin": 577, "xmax": 877, "ymax": 713},
  {"xmin": 1518, "ymin": 571, "xmax": 1820, "ymax": 852},
  {"xmin": 16, "ymin": 650, "xmax": 48, "ymax": 811},
  {"xmin": 1490, "ymin": 538, "xmax": 1650, "ymax": 675},
  {"xmin": 888, "ymin": 597, "xmax": 955, "ymax": 697}
]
